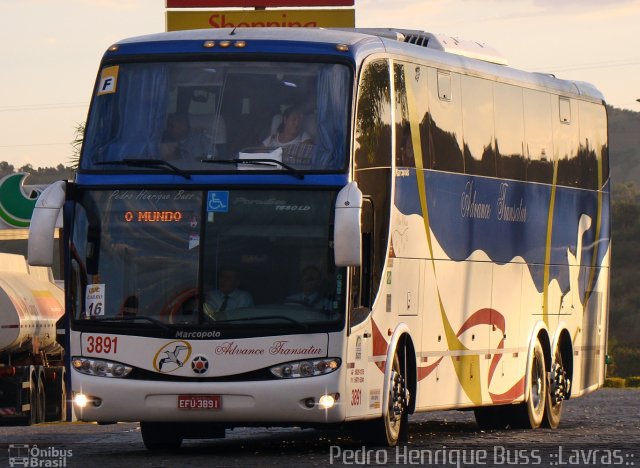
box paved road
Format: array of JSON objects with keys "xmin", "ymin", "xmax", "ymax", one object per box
[{"xmin": 1, "ymin": 388, "xmax": 638, "ymax": 467}]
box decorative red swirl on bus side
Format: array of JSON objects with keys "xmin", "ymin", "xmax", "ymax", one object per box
[{"xmin": 406, "ymin": 308, "xmax": 526, "ymax": 404}]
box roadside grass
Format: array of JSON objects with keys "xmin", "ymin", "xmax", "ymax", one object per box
[{"xmin": 603, "ymin": 376, "xmax": 640, "ymax": 388}]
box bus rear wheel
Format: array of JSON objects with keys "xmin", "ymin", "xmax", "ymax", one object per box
[
  {"xmin": 140, "ymin": 422, "xmax": 183, "ymax": 450},
  {"xmin": 509, "ymin": 338, "xmax": 546, "ymax": 429},
  {"xmin": 543, "ymin": 347, "xmax": 568, "ymax": 429}
]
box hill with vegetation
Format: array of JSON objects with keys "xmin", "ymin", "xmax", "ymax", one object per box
[{"xmin": 609, "ymin": 106, "xmax": 640, "ymax": 187}]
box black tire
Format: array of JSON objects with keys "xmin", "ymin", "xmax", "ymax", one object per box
[
  {"xmin": 509, "ymin": 339, "xmax": 546, "ymax": 429},
  {"xmin": 474, "ymin": 405, "xmax": 510, "ymax": 430},
  {"xmin": 31, "ymin": 372, "xmax": 47, "ymax": 423},
  {"xmin": 543, "ymin": 347, "xmax": 566, "ymax": 429},
  {"xmin": 360, "ymin": 352, "xmax": 409, "ymax": 446},
  {"xmin": 45, "ymin": 367, "xmax": 67, "ymax": 422},
  {"xmin": 28, "ymin": 373, "xmax": 38, "ymax": 426},
  {"xmin": 140, "ymin": 422, "xmax": 183, "ymax": 450}
]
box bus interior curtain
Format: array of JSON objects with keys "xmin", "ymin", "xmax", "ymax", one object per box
[
  {"xmin": 314, "ymin": 65, "xmax": 348, "ymax": 168},
  {"xmin": 113, "ymin": 64, "xmax": 170, "ymax": 160}
]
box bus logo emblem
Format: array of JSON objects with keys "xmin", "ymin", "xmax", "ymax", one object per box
[
  {"xmin": 191, "ymin": 355, "xmax": 210, "ymax": 374},
  {"xmin": 207, "ymin": 191, "xmax": 229, "ymax": 213},
  {"xmin": 153, "ymin": 341, "xmax": 193, "ymax": 373}
]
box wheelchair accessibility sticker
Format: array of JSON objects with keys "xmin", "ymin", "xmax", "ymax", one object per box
[{"xmin": 207, "ymin": 191, "xmax": 229, "ymax": 213}]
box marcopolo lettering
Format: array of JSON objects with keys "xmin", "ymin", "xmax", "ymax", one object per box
[{"xmin": 176, "ymin": 330, "xmax": 221, "ymax": 339}]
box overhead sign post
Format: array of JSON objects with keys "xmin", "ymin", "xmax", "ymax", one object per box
[{"xmin": 165, "ymin": 0, "xmax": 355, "ymax": 30}]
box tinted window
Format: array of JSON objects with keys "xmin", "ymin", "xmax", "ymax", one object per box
[
  {"xmin": 428, "ymin": 69, "xmax": 464, "ymax": 173},
  {"xmin": 461, "ymin": 75, "xmax": 496, "ymax": 177},
  {"xmin": 70, "ymin": 189, "xmax": 345, "ymax": 329},
  {"xmin": 554, "ymin": 97, "xmax": 581, "ymax": 187},
  {"xmin": 394, "ymin": 62, "xmax": 429, "ymax": 168},
  {"xmin": 524, "ymin": 89, "xmax": 553, "ymax": 183},
  {"xmin": 354, "ymin": 59, "xmax": 392, "ymax": 308},
  {"xmin": 578, "ymin": 101, "xmax": 608, "ymax": 190},
  {"xmin": 82, "ymin": 61, "xmax": 351, "ymax": 172},
  {"xmin": 495, "ymin": 83, "xmax": 526, "ymax": 181},
  {"xmin": 354, "ymin": 60, "xmax": 392, "ymax": 169}
]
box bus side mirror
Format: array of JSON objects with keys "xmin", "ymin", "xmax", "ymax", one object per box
[
  {"xmin": 334, "ymin": 181, "xmax": 362, "ymax": 267},
  {"xmin": 28, "ymin": 180, "xmax": 66, "ymax": 267}
]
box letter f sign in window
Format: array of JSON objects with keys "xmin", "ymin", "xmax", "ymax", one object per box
[{"xmin": 97, "ymin": 66, "xmax": 119, "ymax": 95}]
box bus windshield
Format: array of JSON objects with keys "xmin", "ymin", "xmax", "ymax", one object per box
[
  {"xmin": 70, "ymin": 188, "xmax": 345, "ymax": 332},
  {"xmin": 81, "ymin": 61, "xmax": 351, "ymax": 172}
]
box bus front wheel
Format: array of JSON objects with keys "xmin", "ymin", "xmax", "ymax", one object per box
[{"xmin": 361, "ymin": 352, "xmax": 409, "ymax": 446}]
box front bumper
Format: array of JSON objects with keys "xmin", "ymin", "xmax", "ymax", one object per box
[{"xmin": 72, "ymin": 370, "xmax": 345, "ymax": 425}]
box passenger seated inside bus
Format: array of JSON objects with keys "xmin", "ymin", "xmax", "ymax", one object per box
[
  {"xmin": 262, "ymin": 106, "xmax": 315, "ymax": 166},
  {"xmin": 284, "ymin": 265, "xmax": 331, "ymax": 310},
  {"xmin": 204, "ymin": 267, "xmax": 253, "ymax": 320}
]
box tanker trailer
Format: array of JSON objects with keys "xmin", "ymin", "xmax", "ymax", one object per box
[{"xmin": 0, "ymin": 252, "xmax": 66, "ymax": 424}]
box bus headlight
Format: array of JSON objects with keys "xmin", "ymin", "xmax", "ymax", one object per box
[
  {"xmin": 270, "ymin": 358, "xmax": 340, "ymax": 379},
  {"xmin": 72, "ymin": 357, "xmax": 132, "ymax": 378},
  {"xmin": 73, "ymin": 392, "xmax": 102, "ymax": 408},
  {"xmin": 318, "ymin": 394, "xmax": 336, "ymax": 409}
]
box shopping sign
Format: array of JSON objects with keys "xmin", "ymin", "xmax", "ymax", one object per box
[{"xmin": 166, "ymin": 9, "xmax": 355, "ymax": 30}]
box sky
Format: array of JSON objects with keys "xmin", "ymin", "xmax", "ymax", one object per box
[{"xmin": 1, "ymin": 0, "xmax": 639, "ymax": 169}]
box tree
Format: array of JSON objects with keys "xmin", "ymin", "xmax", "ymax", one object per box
[{"xmin": 70, "ymin": 121, "xmax": 85, "ymax": 169}]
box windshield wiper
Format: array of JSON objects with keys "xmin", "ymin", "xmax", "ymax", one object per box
[
  {"xmin": 88, "ymin": 315, "xmax": 171, "ymax": 331},
  {"xmin": 96, "ymin": 158, "xmax": 191, "ymax": 180},
  {"xmin": 214, "ymin": 315, "xmax": 309, "ymax": 330},
  {"xmin": 200, "ymin": 158, "xmax": 304, "ymax": 180}
]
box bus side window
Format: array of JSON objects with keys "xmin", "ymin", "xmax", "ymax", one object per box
[
  {"xmin": 577, "ymin": 101, "xmax": 607, "ymax": 190},
  {"xmin": 428, "ymin": 69, "xmax": 464, "ymax": 173},
  {"xmin": 354, "ymin": 59, "xmax": 392, "ymax": 170},
  {"xmin": 353, "ymin": 59, "xmax": 391, "ymax": 317},
  {"xmin": 555, "ymin": 97, "xmax": 580, "ymax": 187},
  {"xmin": 523, "ymin": 89, "xmax": 554, "ymax": 184},
  {"xmin": 394, "ymin": 62, "xmax": 429, "ymax": 169},
  {"xmin": 495, "ymin": 83, "xmax": 526, "ymax": 181},
  {"xmin": 461, "ymin": 75, "xmax": 496, "ymax": 177}
]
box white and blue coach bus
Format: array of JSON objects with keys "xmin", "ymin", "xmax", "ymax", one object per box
[{"xmin": 28, "ymin": 27, "xmax": 610, "ymax": 449}]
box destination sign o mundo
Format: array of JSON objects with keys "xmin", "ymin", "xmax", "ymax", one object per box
[{"xmin": 124, "ymin": 211, "xmax": 183, "ymax": 222}]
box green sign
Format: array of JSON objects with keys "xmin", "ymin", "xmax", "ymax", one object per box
[{"xmin": 0, "ymin": 173, "xmax": 40, "ymax": 228}]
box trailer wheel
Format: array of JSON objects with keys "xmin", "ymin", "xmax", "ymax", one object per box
[
  {"xmin": 23, "ymin": 372, "xmax": 46, "ymax": 425},
  {"xmin": 46, "ymin": 368, "xmax": 67, "ymax": 422},
  {"xmin": 140, "ymin": 422, "xmax": 183, "ymax": 450},
  {"xmin": 35, "ymin": 371, "xmax": 47, "ymax": 424},
  {"xmin": 26, "ymin": 373, "xmax": 38, "ymax": 426}
]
